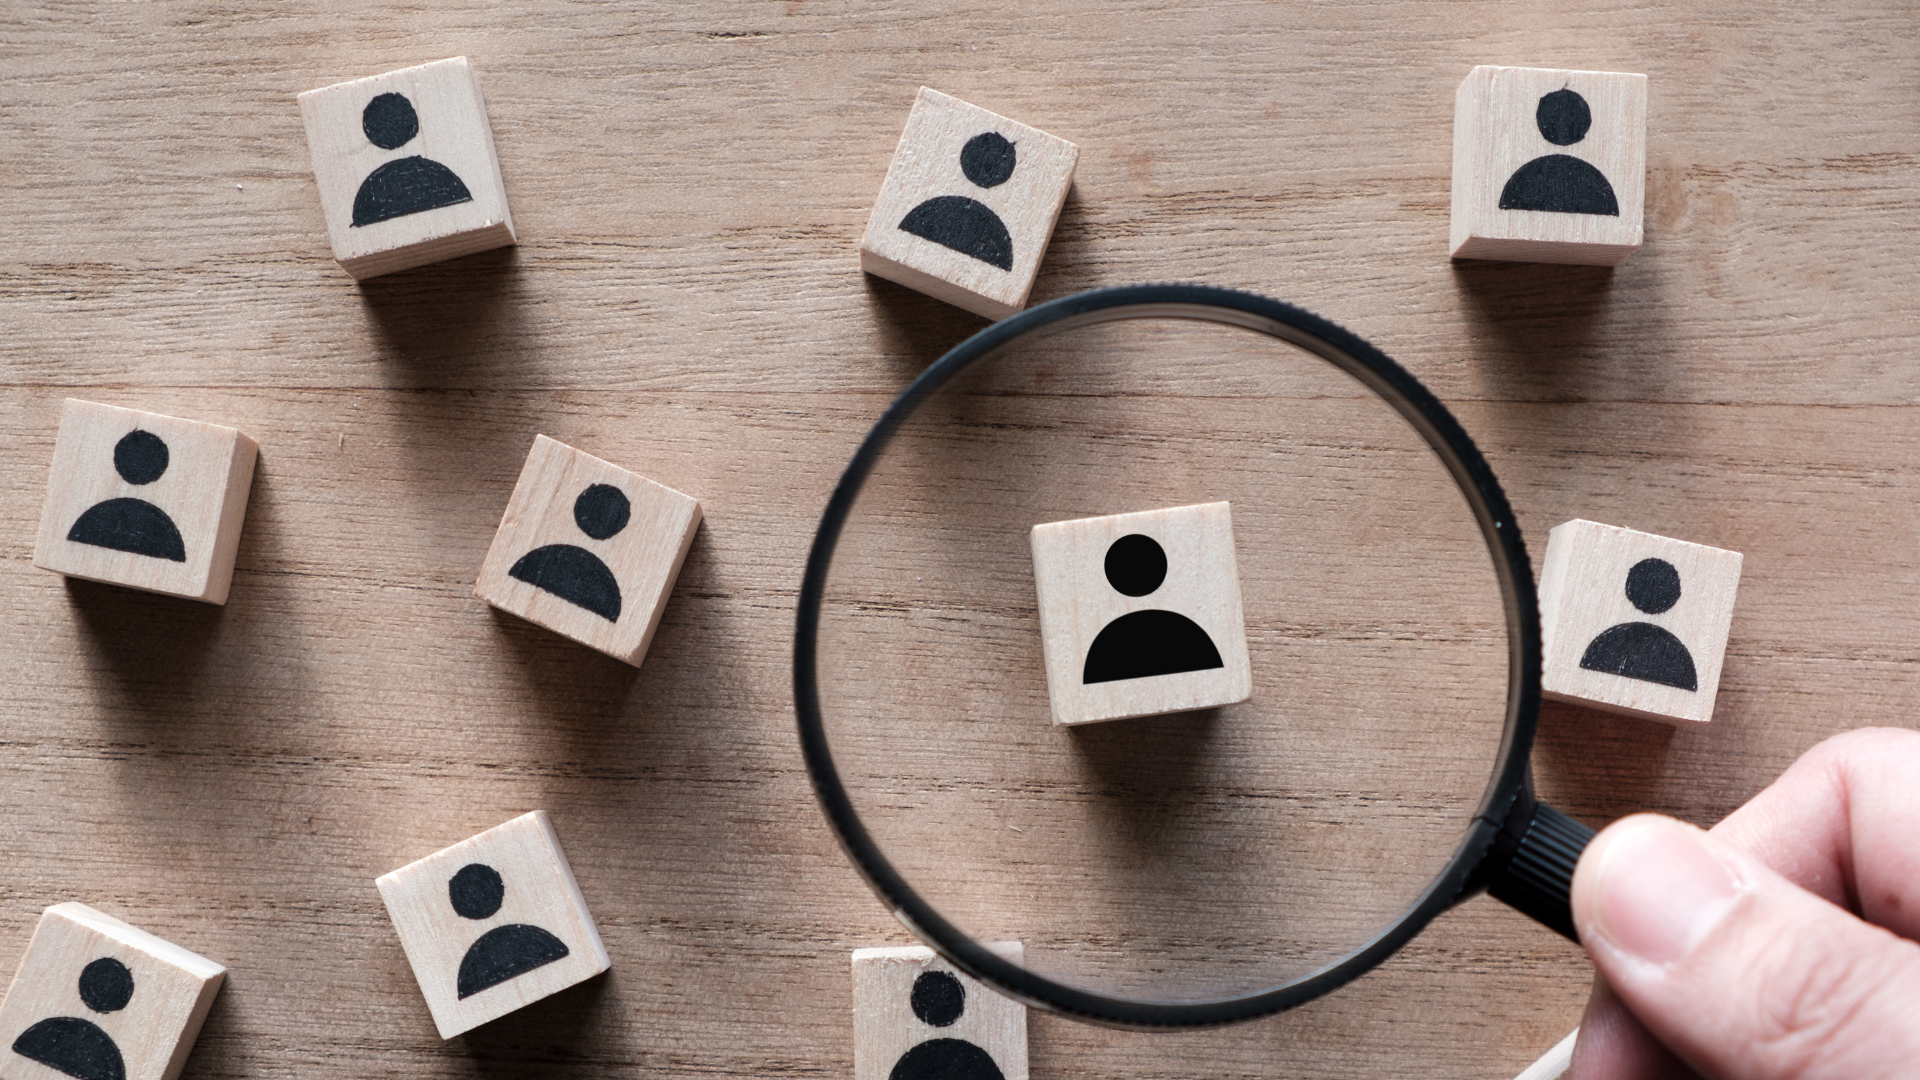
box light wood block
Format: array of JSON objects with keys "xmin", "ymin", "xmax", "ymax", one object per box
[
  {"xmin": 0, "ymin": 903, "xmax": 225, "ymax": 1080},
  {"xmin": 32, "ymin": 399, "xmax": 258, "ymax": 605},
  {"xmin": 1450, "ymin": 65, "xmax": 1647, "ymax": 266},
  {"xmin": 1029, "ymin": 501, "xmax": 1251, "ymax": 726},
  {"xmin": 473, "ymin": 435, "xmax": 702, "ymax": 666},
  {"xmin": 1539, "ymin": 519, "xmax": 1743, "ymax": 725},
  {"xmin": 376, "ymin": 811, "xmax": 609, "ymax": 1040},
  {"xmin": 851, "ymin": 943, "xmax": 1025, "ymax": 1080},
  {"xmin": 860, "ymin": 88, "xmax": 1079, "ymax": 320},
  {"xmin": 298, "ymin": 57, "xmax": 515, "ymax": 279}
]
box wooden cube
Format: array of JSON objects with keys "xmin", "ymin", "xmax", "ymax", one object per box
[
  {"xmin": 1538, "ymin": 519, "xmax": 1743, "ymax": 725},
  {"xmin": 298, "ymin": 57, "xmax": 514, "ymax": 279},
  {"xmin": 1029, "ymin": 501, "xmax": 1251, "ymax": 726},
  {"xmin": 860, "ymin": 88, "xmax": 1079, "ymax": 320},
  {"xmin": 473, "ymin": 436, "xmax": 701, "ymax": 667},
  {"xmin": 376, "ymin": 811, "xmax": 609, "ymax": 1039},
  {"xmin": 33, "ymin": 399, "xmax": 258, "ymax": 604},
  {"xmin": 1450, "ymin": 66, "xmax": 1647, "ymax": 266},
  {"xmin": 851, "ymin": 943, "xmax": 1025, "ymax": 1080},
  {"xmin": 0, "ymin": 902, "xmax": 225, "ymax": 1080}
]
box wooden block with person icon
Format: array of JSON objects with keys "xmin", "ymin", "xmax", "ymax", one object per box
[
  {"xmin": 1450, "ymin": 65, "xmax": 1647, "ymax": 266},
  {"xmin": 851, "ymin": 943, "xmax": 1026, "ymax": 1080},
  {"xmin": 0, "ymin": 902, "xmax": 226, "ymax": 1080},
  {"xmin": 376, "ymin": 811, "xmax": 609, "ymax": 1039},
  {"xmin": 861, "ymin": 88, "xmax": 1079, "ymax": 320},
  {"xmin": 298, "ymin": 57, "xmax": 515, "ymax": 279},
  {"xmin": 1029, "ymin": 502, "xmax": 1252, "ymax": 726},
  {"xmin": 1538, "ymin": 519, "xmax": 1743, "ymax": 725},
  {"xmin": 33, "ymin": 399, "xmax": 259, "ymax": 605},
  {"xmin": 473, "ymin": 435, "xmax": 702, "ymax": 666}
]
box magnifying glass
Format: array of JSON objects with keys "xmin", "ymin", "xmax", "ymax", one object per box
[{"xmin": 796, "ymin": 284, "xmax": 1595, "ymax": 1028}]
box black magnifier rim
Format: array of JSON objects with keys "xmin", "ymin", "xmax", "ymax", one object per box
[{"xmin": 795, "ymin": 283, "xmax": 1541, "ymax": 1029}]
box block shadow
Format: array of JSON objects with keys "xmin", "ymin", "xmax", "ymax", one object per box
[{"xmin": 460, "ymin": 972, "xmax": 616, "ymax": 1077}]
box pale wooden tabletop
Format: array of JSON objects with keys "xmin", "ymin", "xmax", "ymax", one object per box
[{"xmin": 3, "ymin": 2, "xmax": 1918, "ymax": 1078}]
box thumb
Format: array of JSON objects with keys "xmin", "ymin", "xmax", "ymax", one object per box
[{"xmin": 1572, "ymin": 814, "xmax": 1920, "ymax": 1080}]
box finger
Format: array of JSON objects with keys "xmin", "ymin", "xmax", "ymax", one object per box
[
  {"xmin": 1574, "ymin": 814, "xmax": 1920, "ymax": 1080},
  {"xmin": 1709, "ymin": 726, "xmax": 1920, "ymax": 936},
  {"xmin": 1567, "ymin": 976, "xmax": 1698, "ymax": 1080}
]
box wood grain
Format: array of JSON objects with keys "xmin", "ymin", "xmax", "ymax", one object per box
[{"xmin": 1, "ymin": 2, "xmax": 1918, "ymax": 1079}]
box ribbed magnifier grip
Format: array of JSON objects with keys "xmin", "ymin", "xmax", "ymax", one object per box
[{"xmin": 1488, "ymin": 801, "xmax": 1596, "ymax": 941}]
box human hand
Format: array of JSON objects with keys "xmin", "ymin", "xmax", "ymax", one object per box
[{"xmin": 1567, "ymin": 726, "xmax": 1920, "ymax": 1079}]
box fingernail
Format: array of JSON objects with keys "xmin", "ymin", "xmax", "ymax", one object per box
[{"xmin": 1590, "ymin": 820, "xmax": 1742, "ymax": 966}]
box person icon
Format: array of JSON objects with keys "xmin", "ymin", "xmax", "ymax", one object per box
[
  {"xmin": 1579, "ymin": 557, "xmax": 1698, "ymax": 691},
  {"xmin": 888, "ymin": 971, "xmax": 1005, "ymax": 1080},
  {"xmin": 351, "ymin": 91, "xmax": 474, "ymax": 227},
  {"xmin": 507, "ymin": 483, "xmax": 630, "ymax": 622},
  {"xmin": 66, "ymin": 430, "xmax": 186, "ymax": 562},
  {"xmin": 1498, "ymin": 88, "xmax": 1620, "ymax": 216},
  {"xmin": 449, "ymin": 863, "xmax": 571, "ymax": 1000},
  {"xmin": 12, "ymin": 957, "xmax": 133, "ymax": 1080},
  {"xmin": 1081, "ymin": 533, "xmax": 1225, "ymax": 684},
  {"xmin": 898, "ymin": 131, "xmax": 1018, "ymax": 271}
]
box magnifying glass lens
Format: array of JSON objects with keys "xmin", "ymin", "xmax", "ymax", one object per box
[{"xmin": 812, "ymin": 308, "xmax": 1513, "ymax": 1010}]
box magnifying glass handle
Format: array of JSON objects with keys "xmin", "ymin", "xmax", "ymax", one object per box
[{"xmin": 1471, "ymin": 780, "xmax": 1596, "ymax": 942}]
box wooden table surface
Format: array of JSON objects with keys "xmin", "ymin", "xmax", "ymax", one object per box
[{"xmin": 4, "ymin": 2, "xmax": 1918, "ymax": 1077}]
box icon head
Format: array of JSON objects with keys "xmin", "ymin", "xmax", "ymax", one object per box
[
  {"xmin": 909, "ymin": 970, "xmax": 965, "ymax": 1027},
  {"xmin": 449, "ymin": 862, "xmax": 506, "ymax": 920},
  {"xmin": 1624, "ymin": 557, "xmax": 1681, "ymax": 614},
  {"xmin": 113, "ymin": 430, "xmax": 168, "ymax": 486},
  {"xmin": 77, "ymin": 957, "xmax": 133, "ymax": 1014},
  {"xmin": 362, "ymin": 92, "xmax": 421, "ymax": 151},
  {"xmin": 1535, "ymin": 88, "xmax": 1592, "ymax": 146},
  {"xmin": 573, "ymin": 484, "xmax": 631, "ymax": 540},
  {"xmin": 1104, "ymin": 533, "xmax": 1167, "ymax": 597},
  {"xmin": 959, "ymin": 131, "xmax": 1017, "ymax": 189}
]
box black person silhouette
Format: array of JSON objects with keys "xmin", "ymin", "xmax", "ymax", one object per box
[
  {"xmin": 1498, "ymin": 88, "xmax": 1620, "ymax": 216},
  {"xmin": 449, "ymin": 863, "xmax": 570, "ymax": 1000},
  {"xmin": 507, "ymin": 484, "xmax": 630, "ymax": 622},
  {"xmin": 12, "ymin": 957, "xmax": 133, "ymax": 1080},
  {"xmin": 898, "ymin": 131, "xmax": 1017, "ymax": 270},
  {"xmin": 1579, "ymin": 557, "xmax": 1698, "ymax": 691},
  {"xmin": 351, "ymin": 91, "xmax": 474, "ymax": 227},
  {"xmin": 1082, "ymin": 533, "xmax": 1224, "ymax": 684},
  {"xmin": 66, "ymin": 430, "xmax": 185, "ymax": 562},
  {"xmin": 888, "ymin": 971, "xmax": 1004, "ymax": 1080}
]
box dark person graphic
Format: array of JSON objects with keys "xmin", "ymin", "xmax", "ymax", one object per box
[
  {"xmin": 507, "ymin": 484, "xmax": 629, "ymax": 622},
  {"xmin": 1082, "ymin": 533, "xmax": 1224, "ymax": 684},
  {"xmin": 66, "ymin": 430, "xmax": 186, "ymax": 562},
  {"xmin": 450, "ymin": 863, "xmax": 570, "ymax": 1000},
  {"xmin": 12, "ymin": 956, "xmax": 133, "ymax": 1080},
  {"xmin": 351, "ymin": 91, "xmax": 474, "ymax": 227},
  {"xmin": 1498, "ymin": 88, "xmax": 1620, "ymax": 216},
  {"xmin": 889, "ymin": 971, "xmax": 1004, "ymax": 1080},
  {"xmin": 1579, "ymin": 557, "xmax": 1698, "ymax": 691},
  {"xmin": 898, "ymin": 131, "xmax": 1018, "ymax": 270}
]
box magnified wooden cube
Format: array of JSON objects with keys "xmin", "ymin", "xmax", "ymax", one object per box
[
  {"xmin": 33, "ymin": 399, "xmax": 259, "ymax": 604},
  {"xmin": 1539, "ymin": 519, "xmax": 1743, "ymax": 724},
  {"xmin": 1450, "ymin": 65, "xmax": 1647, "ymax": 265},
  {"xmin": 474, "ymin": 435, "xmax": 702, "ymax": 666},
  {"xmin": 298, "ymin": 56, "xmax": 515, "ymax": 279},
  {"xmin": 376, "ymin": 811, "xmax": 609, "ymax": 1039},
  {"xmin": 851, "ymin": 943, "xmax": 1026, "ymax": 1080},
  {"xmin": 1029, "ymin": 501, "xmax": 1251, "ymax": 726},
  {"xmin": 860, "ymin": 87, "xmax": 1079, "ymax": 320},
  {"xmin": 0, "ymin": 902, "xmax": 226, "ymax": 1080}
]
